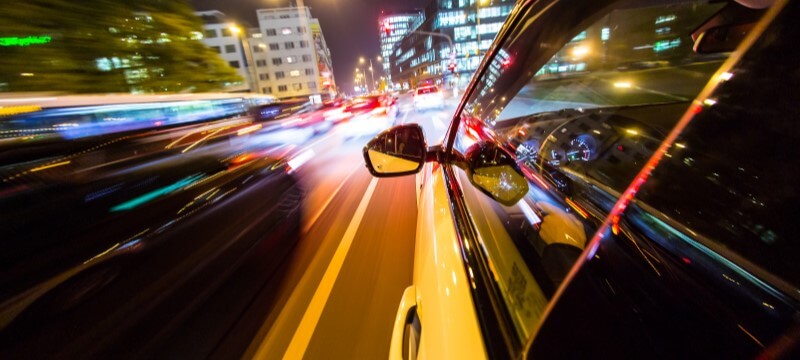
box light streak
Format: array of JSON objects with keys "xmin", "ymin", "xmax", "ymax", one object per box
[{"xmin": 30, "ymin": 160, "xmax": 71, "ymax": 172}]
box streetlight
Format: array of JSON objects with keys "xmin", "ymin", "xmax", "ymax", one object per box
[
  {"xmin": 230, "ymin": 25, "xmax": 257, "ymax": 93},
  {"xmin": 355, "ymin": 68, "xmax": 365, "ymax": 93},
  {"xmin": 360, "ymin": 56, "xmax": 383, "ymax": 93}
]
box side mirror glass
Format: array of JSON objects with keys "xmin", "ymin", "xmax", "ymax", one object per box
[
  {"xmin": 363, "ymin": 124, "xmax": 427, "ymax": 177},
  {"xmin": 465, "ymin": 141, "xmax": 529, "ymax": 206}
]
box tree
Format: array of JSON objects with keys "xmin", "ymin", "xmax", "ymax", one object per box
[{"xmin": 0, "ymin": 0, "xmax": 242, "ymax": 93}]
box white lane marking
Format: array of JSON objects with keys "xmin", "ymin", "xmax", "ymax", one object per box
[
  {"xmin": 301, "ymin": 161, "xmax": 363, "ymax": 234},
  {"xmin": 281, "ymin": 176, "xmax": 380, "ymax": 360}
]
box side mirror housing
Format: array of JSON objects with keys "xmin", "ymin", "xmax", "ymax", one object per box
[
  {"xmin": 465, "ymin": 141, "xmax": 529, "ymax": 206},
  {"xmin": 693, "ymin": 22, "xmax": 753, "ymax": 54},
  {"xmin": 363, "ymin": 124, "xmax": 427, "ymax": 177}
]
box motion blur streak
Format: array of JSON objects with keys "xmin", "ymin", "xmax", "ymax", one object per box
[
  {"xmin": 287, "ymin": 149, "xmax": 315, "ymax": 173},
  {"xmin": 237, "ymin": 124, "xmax": 263, "ymax": 136},
  {"xmin": 29, "ymin": 160, "xmax": 71, "ymax": 172}
]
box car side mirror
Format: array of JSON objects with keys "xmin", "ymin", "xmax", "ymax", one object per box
[
  {"xmin": 465, "ymin": 141, "xmax": 529, "ymax": 206},
  {"xmin": 363, "ymin": 124, "xmax": 427, "ymax": 177}
]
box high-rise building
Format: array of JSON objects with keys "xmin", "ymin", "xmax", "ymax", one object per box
[
  {"xmin": 196, "ymin": 10, "xmax": 251, "ymax": 92},
  {"xmin": 389, "ymin": 0, "xmax": 514, "ymax": 90},
  {"xmin": 378, "ymin": 11, "xmax": 424, "ymax": 83},
  {"xmin": 255, "ymin": 7, "xmax": 336, "ymax": 101}
]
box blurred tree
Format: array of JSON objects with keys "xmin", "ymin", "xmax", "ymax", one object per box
[{"xmin": 0, "ymin": 0, "xmax": 242, "ymax": 94}]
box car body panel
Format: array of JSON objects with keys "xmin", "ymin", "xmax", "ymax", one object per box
[{"xmin": 407, "ymin": 162, "xmax": 487, "ymax": 359}]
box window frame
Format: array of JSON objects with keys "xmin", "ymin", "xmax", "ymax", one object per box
[{"xmin": 440, "ymin": 0, "xmax": 792, "ymax": 359}]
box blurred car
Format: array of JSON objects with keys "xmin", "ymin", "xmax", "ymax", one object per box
[
  {"xmin": 0, "ymin": 107, "xmax": 304, "ymax": 358},
  {"xmin": 363, "ymin": 0, "xmax": 800, "ymax": 359},
  {"xmin": 412, "ymin": 85, "xmax": 444, "ymax": 111},
  {"xmin": 344, "ymin": 95, "xmax": 395, "ymax": 116},
  {"xmin": 335, "ymin": 94, "xmax": 399, "ymax": 139},
  {"xmin": 250, "ymin": 99, "xmax": 309, "ymax": 122}
]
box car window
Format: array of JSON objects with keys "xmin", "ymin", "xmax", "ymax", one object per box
[
  {"xmin": 448, "ymin": 0, "xmax": 754, "ymax": 346},
  {"xmin": 623, "ymin": 2, "xmax": 800, "ymax": 296},
  {"xmin": 417, "ymin": 86, "xmax": 438, "ymax": 95}
]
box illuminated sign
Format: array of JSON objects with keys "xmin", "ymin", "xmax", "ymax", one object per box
[{"xmin": 0, "ymin": 36, "xmax": 52, "ymax": 47}]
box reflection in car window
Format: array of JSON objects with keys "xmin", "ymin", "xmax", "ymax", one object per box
[
  {"xmin": 449, "ymin": 0, "xmax": 758, "ymax": 344},
  {"xmin": 629, "ymin": 11, "xmax": 800, "ymax": 294}
]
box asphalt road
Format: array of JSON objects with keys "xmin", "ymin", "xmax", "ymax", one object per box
[{"xmin": 241, "ymin": 93, "xmax": 458, "ymax": 359}]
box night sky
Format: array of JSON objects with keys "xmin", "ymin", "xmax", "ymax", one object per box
[{"xmin": 189, "ymin": 0, "xmax": 430, "ymax": 93}]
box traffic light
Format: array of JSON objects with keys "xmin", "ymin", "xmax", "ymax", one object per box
[{"xmin": 448, "ymin": 62, "xmax": 457, "ymax": 74}]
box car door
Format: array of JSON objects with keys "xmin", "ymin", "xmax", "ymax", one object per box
[{"xmin": 384, "ymin": 0, "xmax": 796, "ymax": 359}]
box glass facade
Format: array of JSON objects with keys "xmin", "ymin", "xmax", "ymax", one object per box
[
  {"xmin": 379, "ymin": 11, "xmax": 425, "ymax": 82},
  {"xmin": 388, "ymin": 0, "xmax": 513, "ymax": 90}
]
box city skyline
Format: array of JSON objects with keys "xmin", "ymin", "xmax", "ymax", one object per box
[{"xmin": 190, "ymin": 0, "xmax": 431, "ymax": 93}]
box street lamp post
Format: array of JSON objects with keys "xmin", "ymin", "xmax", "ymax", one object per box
[
  {"xmin": 360, "ymin": 55, "xmax": 385, "ymax": 93},
  {"xmin": 359, "ymin": 57, "xmax": 375, "ymax": 93},
  {"xmin": 230, "ymin": 25, "xmax": 257, "ymax": 93},
  {"xmin": 355, "ymin": 68, "xmax": 366, "ymax": 93}
]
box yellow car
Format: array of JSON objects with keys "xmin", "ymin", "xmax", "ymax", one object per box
[{"xmin": 365, "ymin": 0, "xmax": 800, "ymax": 358}]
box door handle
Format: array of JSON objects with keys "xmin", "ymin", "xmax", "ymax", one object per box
[{"xmin": 389, "ymin": 285, "xmax": 417, "ymax": 360}]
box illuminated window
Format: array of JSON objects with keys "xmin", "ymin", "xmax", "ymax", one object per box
[
  {"xmin": 654, "ymin": 37, "xmax": 681, "ymax": 52},
  {"xmin": 286, "ymin": 56, "xmax": 297, "ymax": 64},
  {"xmin": 655, "ymin": 14, "xmax": 677, "ymax": 24},
  {"xmin": 281, "ymin": 27, "xmax": 292, "ymax": 35},
  {"xmin": 290, "ymin": 70, "xmax": 300, "ymax": 77}
]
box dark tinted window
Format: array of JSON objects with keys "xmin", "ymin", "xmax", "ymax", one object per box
[{"xmin": 633, "ymin": 5, "xmax": 800, "ymax": 292}]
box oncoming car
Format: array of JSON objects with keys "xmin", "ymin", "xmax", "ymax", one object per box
[
  {"xmin": 363, "ymin": 0, "xmax": 800, "ymax": 358},
  {"xmin": 413, "ymin": 85, "xmax": 444, "ymax": 111}
]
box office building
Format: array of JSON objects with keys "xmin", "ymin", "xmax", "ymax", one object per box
[
  {"xmin": 389, "ymin": 0, "xmax": 514, "ymax": 90},
  {"xmin": 196, "ymin": 10, "xmax": 252, "ymax": 92},
  {"xmin": 255, "ymin": 7, "xmax": 336, "ymax": 101},
  {"xmin": 378, "ymin": 11, "xmax": 425, "ymax": 83}
]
